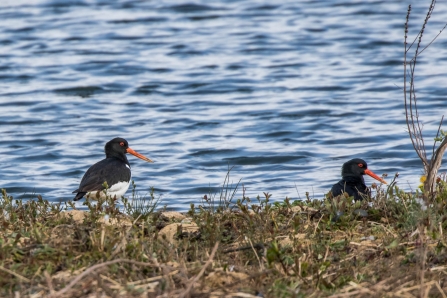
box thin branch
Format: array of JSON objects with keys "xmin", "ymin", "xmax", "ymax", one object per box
[
  {"xmin": 409, "ymin": 0, "xmax": 437, "ymax": 62},
  {"xmin": 433, "ymin": 115, "xmax": 444, "ymax": 157},
  {"xmin": 50, "ymin": 259, "xmax": 158, "ymax": 297},
  {"xmin": 409, "ymin": 0, "xmax": 436, "ymax": 153},
  {"xmin": 418, "ymin": 22, "xmax": 447, "ymax": 57},
  {"xmin": 406, "ymin": 29, "xmax": 422, "ymax": 54},
  {"xmin": 404, "ymin": 5, "xmax": 425, "ymax": 165},
  {"xmin": 393, "ymin": 83, "xmax": 404, "ymax": 91},
  {"xmin": 0, "ymin": 265, "xmax": 31, "ymax": 283},
  {"xmin": 413, "ymin": 83, "xmax": 427, "ymax": 160},
  {"xmin": 426, "ymin": 136, "xmax": 447, "ymax": 193},
  {"xmin": 405, "ymin": 7, "xmax": 424, "ymax": 54},
  {"xmin": 179, "ymin": 242, "xmax": 219, "ymax": 298},
  {"xmin": 405, "ymin": 0, "xmax": 438, "ymax": 56},
  {"xmin": 44, "ymin": 271, "xmax": 55, "ymax": 295}
]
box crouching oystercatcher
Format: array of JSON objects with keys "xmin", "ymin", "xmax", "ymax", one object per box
[
  {"xmin": 331, "ymin": 158, "xmax": 387, "ymax": 201},
  {"xmin": 72, "ymin": 137, "xmax": 153, "ymax": 201}
]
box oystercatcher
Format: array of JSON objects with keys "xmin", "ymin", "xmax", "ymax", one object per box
[
  {"xmin": 72, "ymin": 137, "xmax": 153, "ymax": 201},
  {"xmin": 331, "ymin": 158, "xmax": 387, "ymax": 201}
]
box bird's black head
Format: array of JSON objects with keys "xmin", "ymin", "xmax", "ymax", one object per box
[
  {"xmin": 104, "ymin": 137, "xmax": 154, "ymax": 163},
  {"xmin": 104, "ymin": 137, "xmax": 129, "ymax": 160},
  {"xmin": 340, "ymin": 158, "xmax": 387, "ymax": 184},
  {"xmin": 341, "ymin": 158, "xmax": 368, "ymax": 178}
]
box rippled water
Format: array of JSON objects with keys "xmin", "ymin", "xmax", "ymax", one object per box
[{"xmin": 1, "ymin": 0, "xmax": 446, "ymax": 210}]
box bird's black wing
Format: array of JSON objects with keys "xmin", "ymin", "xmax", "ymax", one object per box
[
  {"xmin": 72, "ymin": 158, "xmax": 130, "ymax": 200},
  {"xmin": 331, "ymin": 179, "xmax": 369, "ymax": 201},
  {"xmin": 331, "ymin": 180, "xmax": 346, "ymax": 197}
]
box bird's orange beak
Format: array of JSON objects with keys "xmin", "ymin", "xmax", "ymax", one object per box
[
  {"xmin": 364, "ymin": 169, "xmax": 387, "ymax": 184},
  {"xmin": 126, "ymin": 147, "xmax": 154, "ymax": 163}
]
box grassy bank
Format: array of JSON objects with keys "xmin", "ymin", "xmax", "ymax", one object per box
[{"xmin": 2, "ymin": 178, "xmax": 447, "ymax": 298}]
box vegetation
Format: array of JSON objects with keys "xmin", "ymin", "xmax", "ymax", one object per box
[{"xmin": 2, "ymin": 176, "xmax": 447, "ymax": 297}]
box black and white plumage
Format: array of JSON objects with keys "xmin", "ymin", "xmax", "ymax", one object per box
[
  {"xmin": 330, "ymin": 158, "xmax": 387, "ymax": 201},
  {"xmin": 72, "ymin": 137, "xmax": 153, "ymax": 201}
]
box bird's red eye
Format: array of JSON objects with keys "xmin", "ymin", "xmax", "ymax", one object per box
[
  {"xmin": 119, "ymin": 142, "xmax": 125, "ymax": 147},
  {"xmin": 358, "ymin": 163, "xmax": 364, "ymax": 168}
]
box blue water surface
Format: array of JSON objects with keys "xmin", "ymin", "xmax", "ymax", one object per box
[{"xmin": 1, "ymin": 0, "xmax": 446, "ymax": 210}]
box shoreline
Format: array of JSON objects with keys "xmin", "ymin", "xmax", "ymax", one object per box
[{"xmin": 1, "ymin": 184, "xmax": 446, "ymax": 297}]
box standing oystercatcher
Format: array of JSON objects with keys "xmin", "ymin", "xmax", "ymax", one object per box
[
  {"xmin": 72, "ymin": 137, "xmax": 153, "ymax": 201},
  {"xmin": 331, "ymin": 158, "xmax": 387, "ymax": 201}
]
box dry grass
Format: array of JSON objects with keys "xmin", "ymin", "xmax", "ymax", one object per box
[{"xmin": 2, "ymin": 178, "xmax": 447, "ymax": 298}]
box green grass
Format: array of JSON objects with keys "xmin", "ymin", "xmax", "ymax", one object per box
[{"xmin": 2, "ymin": 179, "xmax": 447, "ymax": 297}]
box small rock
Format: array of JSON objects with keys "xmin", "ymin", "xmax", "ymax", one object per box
[
  {"xmin": 160, "ymin": 211, "xmax": 186, "ymax": 221},
  {"xmin": 61, "ymin": 210, "xmax": 88, "ymax": 224},
  {"xmin": 291, "ymin": 205, "xmax": 319, "ymax": 214},
  {"xmin": 61, "ymin": 210, "xmax": 132, "ymax": 226},
  {"xmin": 100, "ymin": 215, "xmax": 132, "ymax": 226},
  {"xmin": 158, "ymin": 223, "xmax": 199, "ymax": 244},
  {"xmin": 205, "ymin": 270, "xmax": 249, "ymax": 288},
  {"xmin": 277, "ymin": 233, "xmax": 307, "ymax": 247}
]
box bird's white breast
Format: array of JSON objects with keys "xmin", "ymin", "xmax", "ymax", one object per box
[{"xmin": 86, "ymin": 180, "xmax": 130, "ymax": 200}]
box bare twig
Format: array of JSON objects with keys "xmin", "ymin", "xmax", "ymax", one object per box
[
  {"xmin": 0, "ymin": 265, "xmax": 31, "ymax": 283},
  {"xmin": 435, "ymin": 281, "xmax": 447, "ymax": 298},
  {"xmin": 44, "ymin": 271, "xmax": 54, "ymax": 295},
  {"xmin": 418, "ymin": 22, "xmax": 447, "ymax": 57},
  {"xmin": 179, "ymin": 242, "xmax": 219, "ymax": 298},
  {"xmin": 49, "ymin": 259, "xmax": 158, "ymax": 297},
  {"xmin": 433, "ymin": 115, "xmax": 444, "ymax": 156},
  {"xmin": 248, "ymin": 237, "xmax": 264, "ymax": 270}
]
